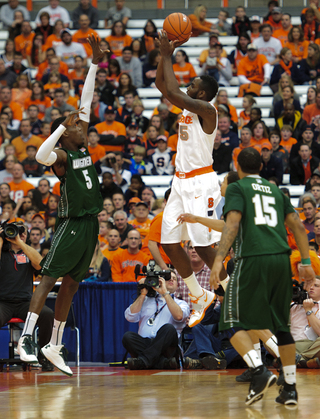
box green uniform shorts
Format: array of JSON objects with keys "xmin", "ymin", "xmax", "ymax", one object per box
[
  {"xmin": 40, "ymin": 216, "xmax": 99, "ymax": 283},
  {"xmin": 219, "ymin": 253, "xmax": 292, "ymax": 333}
]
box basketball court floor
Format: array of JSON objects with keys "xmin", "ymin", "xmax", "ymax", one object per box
[{"xmin": 0, "ymin": 366, "xmax": 319, "ymax": 418}]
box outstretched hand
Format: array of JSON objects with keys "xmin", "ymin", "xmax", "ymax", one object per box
[
  {"xmin": 177, "ymin": 213, "xmax": 198, "ymax": 224},
  {"xmin": 61, "ymin": 108, "xmax": 86, "ymax": 127},
  {"xmin": 88, "ymin": 34, "xmax": 106, "ymax": 64}
]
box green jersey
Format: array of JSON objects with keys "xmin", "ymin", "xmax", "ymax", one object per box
[
  {"xmin": 56, "ymin": 147, "xmax": 103, "ymax": 218},
  {"xmin": 223, "ymin": 175, "xmax": 295, "ymax": 258}
]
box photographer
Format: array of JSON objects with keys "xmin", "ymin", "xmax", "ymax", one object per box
[
  {"xmin": 0, "ymin": 222, "xmax": 54, "ymax": 370},
  {"xmin": 95, "ymin": 152, "xmax": 132, "ymax": 193},
  {"xmin": 122, "ymin": 269, "xmax": 189, "ymax": 370}
]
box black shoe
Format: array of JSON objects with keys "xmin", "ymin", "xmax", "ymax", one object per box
[
  {"xmin": 183, "ymin": 357, "xmax": 203, "ymax": 369},
  {"xmin": 236, "ymin": 368, "xmax": 254, "ymax": 383},
  {"xmin": 38, "ymin": 352, "xmax": 55, "ymax": 372},
  {"xmin": 245, "ymin": 365, "xmax": 277, "ymax": 406},
  {"xmin": 127, "ymin": 357, "xmax": 148, "ymax": 370},
  {"xmin": 200, "ymin": 355, "xmax": 227, "ymax": 370},
  {"xmin": 162, "ymin": 357, "xmax": 178, "ymax": 369},
  {"xmin": 275, "ymin": 384, "xmax": 298, "ymax": 406},
  {"xmin": 277, "ymin": 364, "xmax": 284, "ymax": 386}
]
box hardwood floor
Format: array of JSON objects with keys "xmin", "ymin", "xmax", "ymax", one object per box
[{"xmin": 0, "ymin": 366, "xmax": 319, "ymax": 418}]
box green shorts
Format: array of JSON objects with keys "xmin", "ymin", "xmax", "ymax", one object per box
[
  {"xmin": 219, "ymin": 253, "xmax": 292, "ymax": 334},
  {"xmin": 40, "ymin": 216, "xmax": 99, "ymax": 283}
]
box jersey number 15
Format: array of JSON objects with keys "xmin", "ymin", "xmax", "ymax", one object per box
[{"xmin": 252, "ymin": 194, "xmax": 278, "ymax": 227}]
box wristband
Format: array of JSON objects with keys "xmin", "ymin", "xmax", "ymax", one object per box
[
  {"xmin": 301, "ymin": 258, "xmax": 311, "ymax": 266},
  {"xmin": 162, "ymin": 291, "xmax": 170, "ymax": 297}
]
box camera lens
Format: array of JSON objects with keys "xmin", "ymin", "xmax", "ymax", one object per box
[{"xmin": 4, "ymin": 225, "xmax": 18, "ymax": 238}]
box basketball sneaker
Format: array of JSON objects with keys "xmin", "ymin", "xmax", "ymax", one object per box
[
  {"xmin": 245, "ymin": 365, "xmax": 277, "ymax": 405},
  {"xmin": 41, "ymin": 343, "xmax": 72, "ymax": 376},
  {"xmin": 17, "ymin": 335, "xmax": 38, "ymax": 363},
  {"xmin": 275, "ymin": 384, "xmax": 298, "ymax": 406},
  {"xmin": 188, "ymin": 289, "xmax": 215, "ymax": 327},
  {"xmin": 236, "ymin": 369, "xmax": 254, "ymax": 383}
]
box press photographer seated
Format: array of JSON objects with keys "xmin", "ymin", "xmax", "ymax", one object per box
[{"xmin": 122, "ymin": 265, "xmax": 189, "ymax": 370}]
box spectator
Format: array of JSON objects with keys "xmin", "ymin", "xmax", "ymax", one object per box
[
  {"xmin": 126, "ymin": 146, "xmax": 146, "ymax": 175},
  {"xmin": 8, "ymin": 163, "xmax": 34, "ymax": 202},
  {"xmin": 95, "ymin": 68, "xmax": 115, "ymax": 107},
  {"xmin": 302, "ymin": 198, "xmax": 317, "ymax": 233},
  {"xmin": 311, "ymin": 185, "xmax": 320, "ymax": 208},
  {"xmin": 198, "ymin": 34, "xmax": 228, "ymax": 68},
  {"xmin": 216, "ymin": 9, "xmax": 232, "ymax": 36},
  {"xmin": 130, "ymin": 39, "xmax": 145, "ymax": 63},
  {"xmin": 117, "ymin": 47, "xmax": 142, "ymax": 88},
  {"xmin": 251, "ymin": 120, "xmax": 269, "ymax": 147},
  {"xmin": 21, "ymin": 145, "xmax": 44, "ymax": 177},
  {"xmin": 27, "ymin": 33, "xmax": 46, "ymax": 69},
  {"xmin": 11, "ymin": 74, "xmax": 31, "ymax": 111},
  {"xmin": 112, "ymin": 191, "xmax": 126, "ymax": 213},
  {"xmin": 0, "ymin": 40, "xmax": 15, "ymax": 68},
  {"xmin": 37, "ymin": 178, "xmax": 51, "ymax": 207},
  {"xmin": 14, "ymin": 20, "xmax": 34, "ymax": 60},
  {"xmin": 99, "ymin": 171, "xmax": 122, "ymax": 200},
  {"xmin": 124, "ymin": 174, "xmax": 145, "ymax": 203},
  {"xmin": 270, "ymin": 47, "xmax": 295, "ymax": 91},
  {"xmin": 113, "ymin": 209, "xmax": 135, "ymax": 247},
  {"xmin": 43, "ymin": 19, "xmax": 64, "ymax": 51},
  {"xmin": 228, "ymin": 33, "xmax": 250, "ymax": 77},
  {"xmin": 124, "ymin": 100, "xmax": 149, "ymax": 136},
  {"xmin": 8, "ymin": 10, "xmax": 23, "ymax": 40},
  {"xmin": 232, "ymin": 126, "xmax": 256, "ymax": 170},
  {"xmin": 232, "ymin": 5, "xmax": 251, "ymax": 36},
  {"xmin": 1, "ymin": 106, "xmax": 20, "ymax": 133},
  {"xmin": 239, "ymin": 95, "xmax": 256, "ymax": 128},
  {"xmin": 35, "ymin": 0, "xmax": 70, "ymax": 27},
  {"xmin": 285, "ymin": 26, "xmax": 309, "ymax": 63},
  {"xmin": 253, "ymin": 23, "xmax": 282, "ymax": 65},
  {"xmin": 34, "ymin": 12, "xmax": 53, "ymax": 43},
  {"xmin": 249, "ymin": 15, "xmax": 262, "ymax": 41},
  {"xmin": 147, "ymin": 135, "xmax": 173, "ymax": 176},
  {"xmin": 36, "ymin": 49, "xmax": 68, "ymax": 82},
  {"xmin": 0, "ymin": 0, "xmax": 30, "ymax": 30},
  {"xmin": 212, "ymin": 128, "xmax": 232, "ymax": 174},
  {"xmin": 115, "ymin": 90, "xmax": 135, "ymax": 124},
  {"xmin": 305, "ymin": 86, "xmax": 317, "ymax": 107},
  {"xmin": 29, "ymin": 227, "xmax": 42, "ymax": 252},
  {"xmin": 269, "ymin": 130, "xmax": 289, "ymax": 173},
  {"xmin": 279, "ymin": 125, "xmax": 297, "ymax": 153},
  {"xmin": 30, "ymin": 212, "xmax": 50, "ymax": 243},
  {"xmin": 0, "ymin": 155, "xmax": 18, "ymax": 183},
  {"xmin": 263, "ymin": 0, "xmax": 279, "ymax": 22},
  {"xmin": 44, "ymin": 88, "xmax": 75, "ymax": 122},
  {"xmin": 106, "ymin": 20, "xmax": 132, "ymax": 57},
  {"xmin": 276, "ymin": 103, "xmax": 307, "ymax": 141},
  {"xmin": 188, "ymin": 5, "xmax": 215, "ymax": 37},
  {"xmin": 105, "ymin": 0, "xmax": 131, "ymax": 29},
  {"xmin": 260, "ymin": 142, "xmax": 283, "ymax": 184},
  {"xmin": 11, "ymin": 119, "xmax": 43, "ymax": 162},
  {"xmin": 128, "ymin": 201, "xmax": 151, "ymax": 241},
  {"xmin": 99, "ymin": 152, "xmax": 131, "ymax": 193},
  {"xmin": 273, "ymin": 85, "xmax": 302, "ymax": 121},
  {"xmin": 292, "ymin": 44, "xmax": 320, "ymax": 85},
  {"xmin": 302, "ymin": 8, "xmax": 320, "ymax": 42},
  {"xmin": 123, "ymin": 269, "xmax": 188, "ymax": 370},
  {"xmin": 172, "ymin": 50, "xmax": 197, "ymax": 87},
  {"xmin": 101, "ymin": 228, "xmax": 121, "ymax": 263},
  {"xmin": 303, "ymin": 90, "xmax": 320, "ymax": 125},
  {"xmin": 290, "ymin": 125, "xmax": 320, "ymax": 163},
  {"xmin": 115, "ymin": 73, "xmax": 138, "ymax": 108},
  {"xmin": 143, "ymin": 49, "xmax": 160, "ymax": 87},
  {"xmin": 266, "ymin": 6, "xmax": 283, "ymax": 31},
  {"xmin": 95, "ymin": 106, "xmax": 126, "ymax": 152},
  {"xmin": 87, "ymin": 127, "xmax": 105, "ymax": 164},
  {"xmin": 273, "ymin": 13, "xmax": 292, "ymax": 46},
  {"xmin": 56, "ymin": 29, "xmax": 87, "ymax": 69},
  {"xmin": 140, "ymin": 19, "xmax": 158, "ymax": 55},
  {"xmin": 218, "ymin": 115, "xmax": 240, "ymax": 150},
  {"xmin": 8, "ymin": 51, "xmax": 27, "ymax": 76},
  {"xmin": 72, "ymin": 14, "xmax": 99, "ymax": 58},
  {"xmin": 214, "ymin": 89, "xmax": 238, "ymax": 124},
  {"xmin": 237, "ymin": 43, "xmax": 271, "ymax": 86},
  {"xmin": 290, "ymin": 143, "xmax": 320, "ymax": 185},
  {"xmin": 141, "ymin": 187, "xmax": 156, "ymax": 213},
  {"xmin": 72, "ymin": 0, "xmax": 98, "ymax": 29},
  {"xmin": 0, "ymin": 60, "xmax": 17, "ymax": 89},
  {"xmin": 24, "ymin": 83, "xmax": 50, "ymax": 122},
  {"xmin": 306, "ymin": 168, "xmax": 320, "ymax": 192}
]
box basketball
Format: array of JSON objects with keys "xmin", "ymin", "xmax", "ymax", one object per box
[{"xmin": 163, "ymin": 13, "xmax": 192, "ymax": 44}]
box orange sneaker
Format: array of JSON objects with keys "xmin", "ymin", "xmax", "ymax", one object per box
[{"xmin": 188, "ymin": 289, "xmax": 215, "ymax": 327}]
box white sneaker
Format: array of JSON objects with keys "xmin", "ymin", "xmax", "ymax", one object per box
[
  {"xmin": 189, "ymin": 289, "xmax": 215, "ymax": 327},
  {"xmin": 17, "ymin": 335, "xmax": 38, "ymax": 363},
  {"xmin": 41, "ymin": 343, "xmax": 73, "ymax": 376}
]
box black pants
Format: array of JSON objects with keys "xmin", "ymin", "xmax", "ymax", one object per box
[
  {"xmin": 0, "ymin": 300, "xmax": 54, "ymax": 349},
  {"xmin": 122, "ymin": 324, "xmax": 179, "ymax": 368}
]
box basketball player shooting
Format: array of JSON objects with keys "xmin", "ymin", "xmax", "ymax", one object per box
[{"xmin": 155, "ymin": 31, "xmax": 229, "ymax": 328}]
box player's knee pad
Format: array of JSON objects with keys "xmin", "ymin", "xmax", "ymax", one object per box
[{"xmin": 275, "ymin": 331, "xmax": 294, "ymax": 346}]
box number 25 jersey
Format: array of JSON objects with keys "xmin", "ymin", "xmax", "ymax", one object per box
[
  {"xmin": 224, "ymin": 175, "xmax": 295, "ymax": 258},
  {"xmin": 56, "ymin": 147, "xmax": 103, "ymax": 218},
  {"xmin": 175, "ymin": 106, "xmax": 217, "ymax": 173}
]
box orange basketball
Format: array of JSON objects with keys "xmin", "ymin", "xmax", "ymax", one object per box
[{"xmin": 163, "ymin": 13, "xmax": 192, "ymax": 44}]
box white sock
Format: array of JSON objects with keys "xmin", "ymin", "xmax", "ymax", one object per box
[
  {"xmin": 253, "ymin": 342, "xmax": 262, "ymax": 362},
  {"xmin": 22, "ymin": 312, "xmax": 39, "ymax": 336},
  {"xmin": 50, "ymin": 319, "xmax": 66, "ymax": 346},
  {"xmin": 183, "ymin": 273, "xmax": 203, "ymax": 297},
  {"xmin": 220, "ymin": 275, "xmax": 230, "ymax": 291},
  {"xmin": 243, "ymin": 350, "xmax": 263, "ymax": 369},
  {"xmin": 283, "ymin": 365, "xmax": 296, "ymax": 385},
  {"xmin": 266, "ymin": 336, "xmax": 280, "ymax": 358}
]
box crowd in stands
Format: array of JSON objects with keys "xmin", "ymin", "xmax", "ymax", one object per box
[{"xmin": 2, "ymin": 0, "xmax": 320, "ymax": 290}]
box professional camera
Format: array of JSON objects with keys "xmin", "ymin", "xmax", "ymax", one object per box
[
  {"xmin": 292, "ymin": 280, "xmax": 308, "ymax": 305},
  {"xmin": 0, "ymin": 220, "xmax": 25, "ymax": 240},
  {"xmin": 109, "ymin": 157, "xmax": 116, "ymax": 164},
  {"xmin": 135, "ymin": 261, "xmax": 172, "ymax": 297}
]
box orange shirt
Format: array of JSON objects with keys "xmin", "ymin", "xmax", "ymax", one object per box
[
  {"xmin": 188, "ymin": 14, "xmax": 212, "ymax": 37},
  {"xmin": 24, "ymin": 96, "xmax": 52, "ymax": 120},
  {"xmin": 36, "ymin": 60, "xmax": 69, "ymax": 81},
  {"xmin": 12, "ymin": 134, "xmax": 44, "ymax": 161},
  {"xmin": 167, "ymin": 133, "xmax": 178, "ymax": 152},
  {"xmin": 239, "ymin": 110, "xmax": 250, "ymax": 128},
  {"xmin": 280, "ymin": 137, "xmax": 297, "ymax": 153},
  {"xmin": 73, "ymin": 28, "xmax": 99, "ymax": 57},
  {"xmin": 44, "ymin": 33, "xmax": 62, "ymax": 51},
  {"xmin": 88, "ymin": 144, "xmax": 106, "ymax": 164},
  {"xmin": 250, "ymin": 32, "xmax": 260, "ymax": 42},
  {"xmin": 232, "ymin": 141, "xmax": 259, "ymax": 169},
  {"xmin": 52, "ymin": 181, "xmax": 61, "ymax": 196},
  {"xmin": 128, "ymin": 218, "xmax": 152, "ymax": 240},
  {"xmin": 273, "ymin": 27, "xmax": 291, "ymax": 47},
  {"xmin": 285, "ymin": 41, "xmax": 309, "ymax": 61},
  {"xmin": 228, "ymin": 104, "xmax": 238, "ymax": 124},
  {"xmin": 237, "ymin": 54, "xmax": 269, "ymax": 84},
  {"xmin": 250, "ymin": 137, "xmax": 269, "ymax": 147},
  {"xmin": 0, "ymin": 101, "xmax": 23, "ymax": 121},
  {"xmin": 66, "ymin": 95, "xmax": 78, "ymax": 109},
  {"xmin": 9, "ymin": 180, "xmax": 34, "ymax": 202},
  {"xmin": 98, "ymin": 234, "xmax": 108, "ymax": 246},
  {"xmin": 11, "ymin": 88, "xmax": 32, "ymax": 110},
  {"xmin": 95, "ymin": 120, "xmax": 126, "ymax": 152},
  {"xmin": 105, "ymin": 35, "xmax": 133, "ymax": 57},
  {"xmin": 43, "ymin": 82, "xmax": 61, "ymax": 91},
  {"xmin": 172, "ymin": 62, "xmax": 197, "ymax": 86},
  {"xmin": 111, "ymin": 249, "xmax": 150, "ymax": 282},
  {"xmin": 302, "ymin": 103, "xmax": 320, "ymax": 125},
  {"xmin": 68, "ymin": 68, "xmax": 85, "ymax": 81},
  {"xmin": 101, "ymin": 247, "xmax": 122, "ymax": 266},
  {"xmin": 14, "ymin": 32, "xmax": 35, "ymax": 59},
  {"xmin": 266, "ymin": 19, "xmax": 282, "ymax": 31}
]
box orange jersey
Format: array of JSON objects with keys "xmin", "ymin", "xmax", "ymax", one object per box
[
  {"xmin": 128, "ymin": 218, "xmax": 152, "ymax": 240},
  {"xmin": 0, "ymin": 101, "xmax": 23, "ymax": 121},
  {"xmin": 172, "ymin": 62, "xmax": 197, "ymax": 86},
  {"xmin": 101, "ymin": 247, "xmax": 122, "ymax": 266},
  {"xmin": 232, "ymin": 141, "xmax": 259, "ymax": 169},
  {"xmin": 11, "ymin": 88, "xmax": 31, "ymax": 110},
  {"xmin": 285, "ymin": 41, "xmax": 309, "ymax": 61},
  {"xmin": 237, "ymin": 54, "xmax": 269, "ymax": 84},
  {"xmin": 250, "ymin": 137, "xmax": 269, "ymax": 147},
  {"xmin": 88, "ymin": 144, "xmax": 106, "ymax": 164},
  {"xmin": 302, "ymin": 103, "xmax": 320, "ymax": 125},
  {"xmin": 228, "ymin": 104, "xmax": 238, "ymax": 124},
  {"xmin": 239, "ymin": 109, "xmax": 250, "ymax": 128},
  {"xmin": 95, "ymin": 120, "xmax": 126, "ymax": 152},
  {"xmin": 167, "ymin": 133, "xmax": 178, "ymax": 152},
  {"xmin": 273, "ymin": 27, "xmax": 291, "ymax": 47},
  {"xmin": 52, "ymin": 181, "xmax": 61, "ymax": 196},
  {"xmin": 280, "ymin": 137, "xmax": 297, "ymax": 153},
  {"xmin": 9, "ymin": 180, "xmax": 34, "ymax": 202},
  {"xmin": 24, "ymin": 96, "xmax": 52, "ymax": 120},
  {"xmin": 111, "ymin": 249, "xmax": 150, "ymax": 282},
  {"xmin": 73, "ymin": 29, "xmax": 99, "ymax": 57},
  {"xmin": 14, "ymin": 32, "xmax": 35, "ymax": 58},
  {"xmin": 43, "ymin": 33, "xmax": 62, "ymax": 51},
  {"xmin": 68, "ymin": 68, "xmax": 85, "ymax": 81},
  {"xmin": 105, "ymin": 34, "xmax": 133, "ymax": 57},
  {"xmin": 12, "ymin": 135, "xmax": 44, "ymax": 161},
  {"xmin": 266, "ymin": 19, "xmax": 282, "ymax": 31}
]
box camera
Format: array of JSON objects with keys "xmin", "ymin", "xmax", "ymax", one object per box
[
  {"xmin": 0, "ymin": 220, "xmax": 25, "ymax": 240},
  {"xmin": 292, "ymin": 280, "xmax": 308, "ymax": 305},
  {"xmin": 135, "ymin": 260, "xmax": 172, "ymax": 297},
  {"xmin": 109, "ymin": 157, "xmax": 116, "ymax": 164}
]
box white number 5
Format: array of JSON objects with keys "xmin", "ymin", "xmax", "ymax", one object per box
[
  {"xmin": 252, "ymin": 194, "xmax": 278, "ymax": 227},
  {"xmin": 82, "ymin": 169, "xmax": 92, "ymax": 189}
]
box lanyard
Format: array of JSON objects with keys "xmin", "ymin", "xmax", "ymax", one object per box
[{"xmin": 147, "ymin": 295, "xmax": 169, "ymax": 326}]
